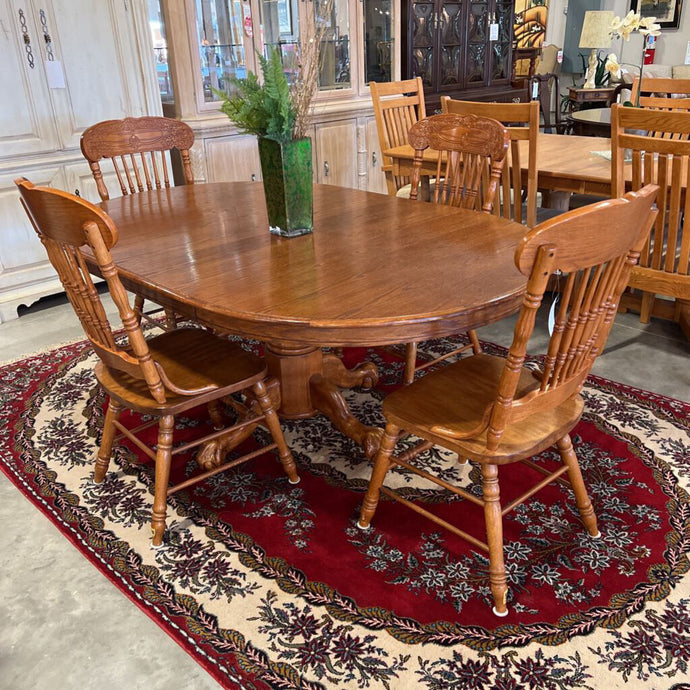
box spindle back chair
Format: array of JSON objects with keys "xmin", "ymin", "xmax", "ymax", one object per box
[
  {"xmin": 611, "ymin": 104, "xmax": 690, "ymax": 324},
  {"xmin": 15, "ymin": 177, "xmax": 299, "ymax": 548},
  {"xmin": 370, "ymin": 78, "xmax": 427, "ymax": 196},
  {"xmin": 80, "ymin": 116, "xmax": 195, "ymax": 329},
  {"xmin": 358, "ymin": 185, "xmax": 659, "ymax": 616},
  {"xmin": 402, "ymin": 113, "xmax": 509, "ymax": 384}
]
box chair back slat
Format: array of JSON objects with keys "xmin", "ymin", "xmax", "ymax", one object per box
[
  {"xmin": 81, "ymin": 116, "xmax": 194, "ymax": 201},
  {"xmin": 440, "ymin": 98, "xmax": 540, "ymax": 227},
  {"xmin": 15, "ymin": 178, "xmax": 169, "ymax": 404},
  {"xmin": 408, "ymin": 113, "xmax": 509, "ymax": 213},
  {"xmin": 371, "ymin": 78, "xmax": 427, "ymax": 195},
  {"xmin": 611, "ymin": 104, "xmax": 690, "ymax": 299},
  {"xmin": 483, "ymin": 187, "xmax": 658, "ymax": 450}
]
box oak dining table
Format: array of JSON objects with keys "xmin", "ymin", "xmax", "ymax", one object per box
[{"xmin": 90, "ymin": 182, "xmax": 527, "ymax": 457}]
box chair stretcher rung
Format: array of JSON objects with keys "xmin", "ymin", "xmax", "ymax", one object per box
[
  {"xmin": 502, "ymin": 465, "xmax": 569, "ymax": 515},
  {"xmin": 380, "ymin": 486, "xmax": 489, "ymax": 551},
  {"xmin": 168, "ymin": 443, "xmax": 277, "ymax": 495}
]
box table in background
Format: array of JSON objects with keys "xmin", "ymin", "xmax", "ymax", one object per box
[
  {"xmin": 567, "ymin": 107, "xmax": 611, "ymax": 137},
  {"xmin": 567, "ymin": 86, "xmax": 619, "ymax": 112},
  {"xmin": 93, "ymin": 182, "xmax": 526, "ymax": 456},
  {"xmin": 386, "ymin": 134, "xmax": 617, "ymax": 200}
]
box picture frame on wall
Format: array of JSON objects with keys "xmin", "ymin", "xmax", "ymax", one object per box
[{"xmin": 631, "ymin": 0, "xmax": 683, "ymax": 29}]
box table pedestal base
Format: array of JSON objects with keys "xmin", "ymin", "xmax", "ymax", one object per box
[{"xmin": 265, "ymin": 343, "xmax": 384, "ymax": 458}]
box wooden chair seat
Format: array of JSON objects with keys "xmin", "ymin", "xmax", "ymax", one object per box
[
  {"xmin": 95, "ymin": 328, "xmax": 267, "ymax": 415},
  {"xmin": 382, "ymin": 353, "xmax": 583, "ymax": 464},
  {"xmin": 358, "ymin": 186, "xmax": 659, "ymax": 616}
]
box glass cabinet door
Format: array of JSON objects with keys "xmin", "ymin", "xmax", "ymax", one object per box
[
  {"xmin": 491, "ymin": 0, "xmax": 513, "ymax": 83},
  {"xmin": 315, "ymin": 0, "xmax": 351, "ymax": 91},
  {"xmin": 410, "ymin": 1, "xmax": 435, "ymax": 88},
  {"xmin": 195, "ymin": 0, "xmax": 249, "ymax": 102},
  {"xmin": 362, "ymin": 0, "xmax": 394, "ymax": 84}
]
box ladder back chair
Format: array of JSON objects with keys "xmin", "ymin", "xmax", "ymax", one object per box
[
  {"xmin": 15, "ymin": 178, "xmax": 299, "ymax": 548},
  {"xmin": 630, "ymin": 77, "xmax": 690, "ymax": 140},
  {"xmin": 357, "ymin": 185, "xmax": 659, "ymax": 616},
  {"xmin": 611, "ymin": 104, "xmax": 690, "ymax": 324},
  {"xmin": 440, "ymin": 98, "xmax": 540, "ymax": 228},
  {"xmin": 403, "ymin": 113, "xmax": 510, "ymax": 385},
  {"xmin": 370, "ymin": 78, "xmax": 427, "ymax": 196},
  {"xmin": 80, "ymin": 116, "xmax": 196, "ymax": 330}
]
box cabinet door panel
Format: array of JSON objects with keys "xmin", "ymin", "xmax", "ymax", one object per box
[
  {"xmin": 205, "ymin": 135, "xmax": 262, "ymax": 183},
  {"xmin": 0, "ymin": 166, "xmax": 64, "ymax": 320},
  {"xmin": 0, "ymin": 1, "xmax": 59, "ymax": 159},
  {"xmin": 47, "ymin": 0, "xmax": 149, "ymax": 149},
  {"xmin": 314, "ymin": 120, "xmax": 357, "ymax": 188},
  {"xmin": 366, "ymin": 116, "xmax": 387, "ymax": 194}
]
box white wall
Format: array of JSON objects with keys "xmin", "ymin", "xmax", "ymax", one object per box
[{"xmin": 546, "ymin": 0, "xmax": 689, "ymax": 67}]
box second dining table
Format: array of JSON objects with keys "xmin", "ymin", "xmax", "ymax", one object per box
[{"xmin": 93, "ymin": 182, "xmax": 527, "ymax": 457}]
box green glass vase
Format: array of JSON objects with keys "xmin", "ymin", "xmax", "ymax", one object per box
[{"xmin": 258, "ymin": 137, "xmax": 313, "ymax": 237}]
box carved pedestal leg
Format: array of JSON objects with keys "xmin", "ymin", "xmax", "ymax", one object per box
[
  {"xmin": 265, "ymin": 342, "xmax": 383, "ymax": 457},
  {"xmin": 310, "ymin": 374, "xmax": 384, "ymax": 458},
  {"xmin": 322, "ymin": 353, "xmax": 378, "ymax": 389}
]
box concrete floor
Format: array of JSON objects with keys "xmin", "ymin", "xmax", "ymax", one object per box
[{"xmin": 0, "ymin": 292, "xmax": 688, "ymax": 689}]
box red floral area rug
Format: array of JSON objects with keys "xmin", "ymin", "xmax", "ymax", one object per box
[{"xmin": 1, "ymin": 338, "xmax": 689, "ymax": 689}]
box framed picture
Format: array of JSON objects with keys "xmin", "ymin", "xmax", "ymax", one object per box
[{"xmin": 630, "ymin": 0, "xmax": 683, "ymax": 29}]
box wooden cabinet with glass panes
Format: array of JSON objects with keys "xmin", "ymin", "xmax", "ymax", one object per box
[
  {"xmin": 156, "ymin": 0, "xmax": 399, "ymax": 193},
  {"xmin": 402, "ymin": 0, "xmax": 526, "ymax": 110}
]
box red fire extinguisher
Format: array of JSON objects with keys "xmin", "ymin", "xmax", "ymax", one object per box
[{"xmin": 643, "ymin": 34, "xmax": 656, "ymax": 65}]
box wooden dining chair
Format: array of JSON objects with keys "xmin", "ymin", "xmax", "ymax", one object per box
[
  {"xmin": 403, "ymin": 113, "xmax": 510, "ymax": 384},
  {"xmin": 370, "ymin": 78, "xmax": 427, "ymax": 196},
  {"xmin": 611, "ymin": 104, "xmax": 690, "ymax": 325},
  {"xmin": 631, "ymin": 76, "xmax": 690, "ymax": 103},
  {"xmin": 15, "ymin": 177, "xmax": 299, "ymax": 548},
  {"xmin": 357, "ymin": 185, "xmax": 659, "ymax": 616},
  {"xmin": 440, "ymin": 98, "xmax": 540, "ymax": 228},
  {"xmin": 80, "ymin": 116, "xmax": 195, "ymax": 330}
]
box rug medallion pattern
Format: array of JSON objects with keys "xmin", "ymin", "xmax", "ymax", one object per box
[{"xmin": 1, "ymin": 338, "xmax": 689, "ymax": 689}]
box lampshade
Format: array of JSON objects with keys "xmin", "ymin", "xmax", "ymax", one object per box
[{"xmin": 579, "ymin": 10, "xmax": 614, "ymax": 49}]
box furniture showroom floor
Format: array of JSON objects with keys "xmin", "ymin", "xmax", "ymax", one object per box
[{"xmin": 0, "ymin": 290, "xmax": 688, "ymax": 689}]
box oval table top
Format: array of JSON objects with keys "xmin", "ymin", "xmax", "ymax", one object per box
[{"xmin": 99, "ymin": 182, "xmax": 526, "ymax": 346}]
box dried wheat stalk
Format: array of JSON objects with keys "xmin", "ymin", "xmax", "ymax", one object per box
[{"xmin": 291, "ymin": 0, "xmax": 335, "ymax": 139}]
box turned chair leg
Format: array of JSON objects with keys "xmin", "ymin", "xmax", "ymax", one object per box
[
  {"xmin": 403, "ymin": 343, "xmax": 418, "ymax": 385},
  {"xmin": 253, "ymin": 379, "xmax": 300, "ymax": 485},
  {"xmin": 557, "ymin": 435, "xmax": 600, "ymax": 538},
  {"xmin": 163, "ymin": 308, "xmax": 178, "ymax": 331},
  {"xmin": 358, "ymin": 423, "xmax": 399, "ymax": 529},
  {"xmin": 94, "ymin": 399, "xmax": 122, "ymax": 483},
  {"xmin": 482, "ymin": 464, "xmax": 509, "ymax": 617},
  {"xmin": 133, "ymin": 294, "xmax": 145, "ymax": 324},
  {"xmin": 468, "ymin": 329, "xmax": 482, "ymax": 354},
  {"xmin": 151, "ymin": 415, "xmax": 175, "ymax": 548}
]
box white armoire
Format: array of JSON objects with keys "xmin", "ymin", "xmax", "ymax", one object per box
[{"xmin": 0, "ymin": 0, "xmax": 161, "ymax": 322}]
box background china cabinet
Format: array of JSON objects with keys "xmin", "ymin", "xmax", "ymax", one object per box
[
  {"xmin": 403, "ymin": 0, "xmax": 523, "ymax": 108},
  {"xmin": 0, "ymin": 0, "xmax": 161, "ymax": 321}
]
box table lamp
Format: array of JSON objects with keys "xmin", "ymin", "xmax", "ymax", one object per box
[{"xmin": 579, "ymin": 10, "xmax": 613, "ymax": 89}]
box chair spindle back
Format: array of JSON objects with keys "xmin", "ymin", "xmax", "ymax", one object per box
[
  {"xmin": 485, "ymin": 186, "xmax": 658, "ymax": 450},
  {"xmin": 80, "ymin": 116, "xmax": 195, "ymax": 201},
  {"xmin": 15, "ymin": 178, "xmax": 168, "ymax": 403},
  {"xmin": 441, "ymin": 98, "xmax": 539, "ymax": 226},
  {"xmin": 611, "ymin": 104, "xmax": 690, "ymax": 301},
  {"xmin": 370, "ymin": 78, "xmax": 427, "ymax": 195},
  {"xmin": 408, "ymin": 114, "xmax": 510, "ymax": 212}
]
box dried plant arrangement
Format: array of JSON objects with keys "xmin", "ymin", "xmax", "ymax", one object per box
[{"xmin": 215, "ymin": 0, "xmax": 334, "ymax": 142}]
